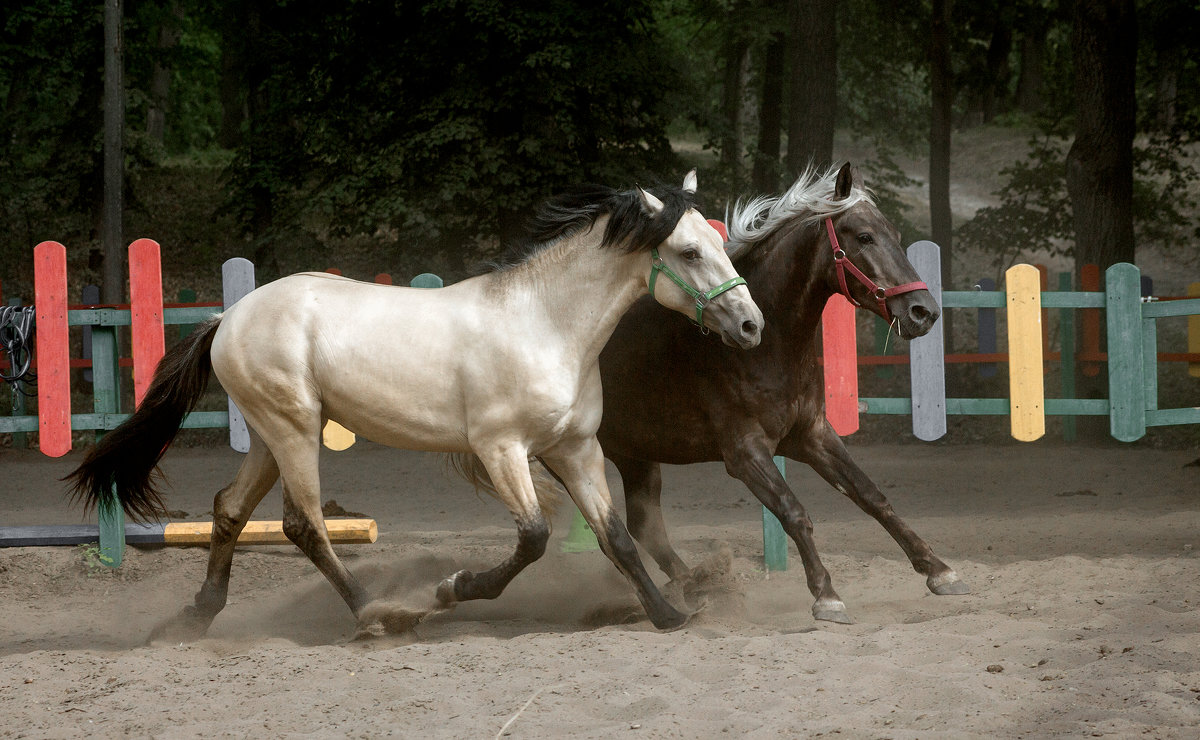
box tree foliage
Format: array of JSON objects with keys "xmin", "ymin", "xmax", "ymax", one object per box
[{"xmin": 1, "ymin": 0, "xmax": 1198, "ymax": 290}]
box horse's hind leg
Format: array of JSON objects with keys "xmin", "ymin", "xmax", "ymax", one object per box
[
  {"xmin": 782, "ymin": 422, "xmax": 969, "ymax": 596},
  {"xmin": 609, "ymin": 452, "xmax": 690, "ymax": 582},
  {"xmin": 719, "ymin": 428, "xmax": 850, "ymax": 624},
  {"xmin": 148, "ymin": 434, "xmax": 280, "ymax": 643},
  {"xmin": 435, "ymin": 443, "xmax": 551, "ymax": 604},
  {"xmin": 269, "ymin": 435, "xmax": 373, "ymax": 619},
  {"xmin": 542, "ymin": 436, "xmax": 689, "ymax": 631}
]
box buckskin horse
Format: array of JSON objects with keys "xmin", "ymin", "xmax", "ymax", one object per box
[{"xmin": 67, "ymin": 171, "xmax": 763, "ymax": 639}]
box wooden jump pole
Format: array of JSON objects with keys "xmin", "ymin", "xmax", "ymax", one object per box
[{"xmin": 0, "ymin": 519, "xmax": 377, "ymax": 548}]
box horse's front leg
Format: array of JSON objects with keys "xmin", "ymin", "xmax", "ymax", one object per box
[
  {"xmin": 718, "ymin": 427, "xmax": 850, "ymax": 624},
  {"xmin": 541, "ymin": 436, "xmax": 690, "ymax": 631},
  {"xmin": 780, "ymin": 420, "xmax": 969, "ymax": 596},
  {"xmin": 435, "ymin": 443, "xmax": 551, "ymax": 605}
]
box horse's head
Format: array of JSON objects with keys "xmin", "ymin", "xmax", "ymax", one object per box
[
  {"xmin": 639, "ymin": 170, "xmax": 763, "ymax": 349},
  {"xmin": 824, "ymin": 163, "xmax": 939, "ymax": 338}
]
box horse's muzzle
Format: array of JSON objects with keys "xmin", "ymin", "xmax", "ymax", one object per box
[{"xmin": 891, "ymin": 291, "xmax": 940, "ymax": 339}]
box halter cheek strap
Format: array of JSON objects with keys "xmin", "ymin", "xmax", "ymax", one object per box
[
  {"xmin": 650, "ymin": 248, "xmax": 747, "ymax": 328},
  {"xmin": 825, "ymin": 217, "xmax": 927, "ymax": 324}
]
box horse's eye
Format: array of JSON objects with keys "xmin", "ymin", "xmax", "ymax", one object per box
[
  {"xmin": 682, "ymin": 248, "xmax": 701, "ymax": 261},
  {"xmin": 857, "ymin": 233, "xmax": 874, "ymax": 245}
]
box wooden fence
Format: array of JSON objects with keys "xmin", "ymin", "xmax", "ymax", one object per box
[{"xmin": 2, "ymin": 238, "xmax": 1199, "ymax": 569}]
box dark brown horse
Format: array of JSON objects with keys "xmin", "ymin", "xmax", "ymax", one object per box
[{"xmin": 597, "ymin": 163, "xmax": 969, "ymax": 624}]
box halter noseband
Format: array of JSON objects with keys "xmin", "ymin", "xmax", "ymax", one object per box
[
  {"xmin": 825, "ymin": 217, "xmax": 927, "ymax": 324},
  {"xmin": 649, "ymin": 248, "xmax": 747, "ymax": 329}
]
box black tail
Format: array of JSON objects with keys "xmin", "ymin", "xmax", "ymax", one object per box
[{"xmin": 65, "ymin": 315, "xmax": 222, "ymax": 522}]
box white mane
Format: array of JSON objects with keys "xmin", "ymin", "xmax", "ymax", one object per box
[{"xmin": 726, "ymin": 164, "xmax": 874, "ymax": 259}]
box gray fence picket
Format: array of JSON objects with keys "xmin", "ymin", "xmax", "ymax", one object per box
[
  {"xmin": 221, "ymin": 258, "xmax": 256, "ymax": 452},
  {"xmin": 907, "ymin": 241, "xmax": 947, "ymax": 441}
]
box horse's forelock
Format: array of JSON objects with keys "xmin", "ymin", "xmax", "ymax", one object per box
[
  {"xmin": 602, "ymin": 186, "xmax": 697, "ymax": 253},
  {"xmin": 727, "ymin": 164, "xmax": 875, "ymax": 254}
]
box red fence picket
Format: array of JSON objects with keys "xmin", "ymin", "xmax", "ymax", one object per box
[
  {"xmin": 129, "ymin": 239, "xmax": 165, "ymax": 407},
  {"xmin": 822, "ymin": 294, "xmax": 859, "ymax": 435},
  {"xmin": 32, "ymin": 242, "xmax": 71, "ymax": 457}
]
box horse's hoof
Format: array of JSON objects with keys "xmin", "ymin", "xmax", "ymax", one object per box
[
  {"xmin": 928, "ymin": 571, "xmax": 970, "ymax": 595},
  {"xmin": 353, "ymin": 600, "xmax": 444, "ymax": 640},
  {"xmin": 650, "ymin": 605, "xmax": 691, "ymax": 632},
  {"xmin": 436, "ymin": 569, "xmax": 471, "ymax": 605},
  {"xmin": 145, "ymin": 607, "xmax": 211, "ymax": 645},
  {"xmin": 812, "ymin": 599, "xmax": 853, "ymax": 624}
]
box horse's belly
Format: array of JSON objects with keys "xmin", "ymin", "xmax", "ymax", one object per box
[{"xmin": 320, "ymin": 374, "xmax": 470, "ymax": 452}]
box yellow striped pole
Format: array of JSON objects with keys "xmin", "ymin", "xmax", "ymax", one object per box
[
  {"xmin": 164, "ymin": 519, "xmax": 377, "ymax": 545},
  {"xmin": 1006, "ymin": 264, "xmax": 1045, "ymax": 441}
]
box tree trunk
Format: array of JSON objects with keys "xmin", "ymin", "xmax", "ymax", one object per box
[
  {"xmin": 244, "ymin": 0, "xmax": 279, "ymax": 277},
  {"xmin": 102, "ymin": 0, "xmax": 125, "ymax": 304},
  {"xmin": 786, "ymin": 0, "xmax": 837, "ymax": 173},
  {"xmin": 146, "ymin": 2, "xmax": 184, "ymax": 146},
  {"xmin": 218, "ymin": 1, "xmax": 247, "ymax": 149},
  {"xmin": 929, "ymin": 0, "xmax": 954, "ymax": 345},
  {"xmin": 981, "ymin": 21, "xmax": 1013, "ymax": 123},
  {"xmin": 1015, "ymin": 14, "xmax": 1048, "ymax": 113},
  {"xmin": 752, "ymin": 32, "xmax": 786, "ymax": 195},
  {"xmin": 720, "ymin": 34, "xmax": 751, "ymax": 190},
  {"xmin": 1065, "ymin": 0, "xmax": 1136, "ymax": 440},
  {"xmin": 1065, "ymin": 0, "xmax": 1137, "ymax": 272}
]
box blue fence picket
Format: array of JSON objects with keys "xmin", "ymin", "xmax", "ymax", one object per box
[{"xmin": 977, "ymin": 277, "xmax": 997, "ymax": 378}]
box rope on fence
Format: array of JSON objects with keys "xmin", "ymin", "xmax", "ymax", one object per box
[{"xmin": 0, "ymin": 305, "xmax": 37, "ymax": 390}]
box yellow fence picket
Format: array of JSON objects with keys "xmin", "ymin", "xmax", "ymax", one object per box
[
  {"xmin": 1006, "ymin": 264, "xmax": 1045, "ymax": 441},
  {"xmin": 322, "ymin": 421, "xmax": 356, "ymax": 451}
]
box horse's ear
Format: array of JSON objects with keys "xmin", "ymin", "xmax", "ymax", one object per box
[
  {"xmin": 682, "ymin": 169, "xmax": 698, "ymax": 194},
  {"xmin": 638, "ymin": 186, "xmax": 665, "ymax": 216},
  {"xmin": 834, "ymin": 162, "xmax": 854, "ymax": 200}
]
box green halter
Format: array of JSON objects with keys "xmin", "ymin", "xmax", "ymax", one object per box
[{"xmin": 649, "ymin": 248, "xmax": 748, "ymax": 328}]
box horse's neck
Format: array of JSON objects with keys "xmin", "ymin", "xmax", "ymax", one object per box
[
  {"xmin": 508, "ymin": 236, "xmax": 647, "ymax": 364},
  {"xmin": 750, "ymin": 221, "xmax": 832, "ymax": 359},
  {"xmin": 753, "ymin": 218, "xmax": 830, "ymax": 343}
]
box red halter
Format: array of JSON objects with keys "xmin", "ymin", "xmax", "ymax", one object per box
[{"xmin": 825, "ymin": 217, "xmax": 927, "ymax": 324}]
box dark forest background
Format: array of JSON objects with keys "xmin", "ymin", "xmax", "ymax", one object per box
[{"xmin": 1, "ymin": 0, "xmax": 1197, "ymax": 301}]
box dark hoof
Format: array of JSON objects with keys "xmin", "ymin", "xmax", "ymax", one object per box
[
  {"xmin": 436, "ymin": 569, "xmax": 471, "ymax": 605},
  {"xmin": 145, "ymin": 606, "xmax": 212, "ymax": 645},
  {"xmin": 812, "ymin": 599, "xmax": 853, "ymax": 624},
  {"xmin": 651, "ymin": 607, "xmax": 691, "ymax": 632},
  {"xmin": 928, "ymin": 572, "xmax": 970, "ymax": 595}
]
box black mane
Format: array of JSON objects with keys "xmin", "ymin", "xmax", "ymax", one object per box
[{"xmin": 489, "ymin": 183, "xmax": 698, "ymax": 271}]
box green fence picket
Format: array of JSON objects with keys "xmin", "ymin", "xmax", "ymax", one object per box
[
  {"xmin": 763, "ymin": 456, "xmax": 788, "ymax": 572},
  {"xmin": 1105, "ymin": 263, "xmax": 1145, "ymax": 442}
]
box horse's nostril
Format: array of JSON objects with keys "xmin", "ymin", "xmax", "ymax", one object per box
[
  {"xmin": 910, "ymin": 304, "xmax": 934, "ymax": 323},
  {"xmin": 742, "ymin": 320, "xmax": 759, "ymax": 336}
]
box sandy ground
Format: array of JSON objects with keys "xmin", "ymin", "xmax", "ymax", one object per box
[{"xmin": 2, "ymin": 437, "xmax": 1199, "ymax": 739}]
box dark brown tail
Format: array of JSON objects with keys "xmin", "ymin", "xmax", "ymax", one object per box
[{"xmin": 65, "ymin": 315, "xmax": 222, "ymax": 522}]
